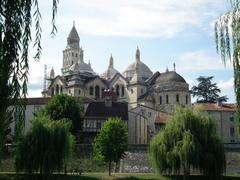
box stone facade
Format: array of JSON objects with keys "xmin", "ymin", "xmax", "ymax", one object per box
[
  {"xmin": 40, "ymin": 24, "xmax": 191, "ymax": 144},
  {"xmin": 194, "ymin": 103, "xmax": 239, "ymax": 143}
]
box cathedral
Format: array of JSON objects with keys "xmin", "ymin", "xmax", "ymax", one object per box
[{"xmin": 42, "ymin": 24, "xmax": 191, "ymax": 144}]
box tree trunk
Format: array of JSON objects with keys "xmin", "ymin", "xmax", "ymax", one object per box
[
  {"xmin": 183, "ymin": 166, "xmax": 190, "ymax": 180},
  {"xmin": 108, "ymin": 161, "xmax": 111, "ymax": 176}
]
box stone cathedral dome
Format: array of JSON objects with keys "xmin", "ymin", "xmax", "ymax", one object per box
[{"xmin": 123, "ymin": 47, "xmax": 152, "ymax": 81}]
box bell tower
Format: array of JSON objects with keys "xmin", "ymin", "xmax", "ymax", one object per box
[{"xmin": 62, "ymin": 22, "xmax": 84, "ymax": 75}]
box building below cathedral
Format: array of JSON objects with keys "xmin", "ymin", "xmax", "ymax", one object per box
[
  {"xmin": 41, "ymin": 24, "xmax": 191, "ymax": 144},
  {"xmin": 8, "ymin": 24, "xmax": 239, "ymax": 145}
]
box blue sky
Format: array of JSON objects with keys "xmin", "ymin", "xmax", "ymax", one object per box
[{"xmin": 28, "ymin": 0, "xmax": 235, "ymax": 103}]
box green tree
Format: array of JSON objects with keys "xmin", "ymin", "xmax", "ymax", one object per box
[
  {"xmin": 93, "ymin": 117, "xmax": 128, "ymax": 176},
  {"xmin": 215, "ymin": 0, "xmax": 240, "ymax": 122},
  {"xmin": 0, "ymin": 0, "xmax": 58, "ymax": 160},
  {"xmin": 191, "ymin": 76, "xmax": 228, "ymax": 103},
  {"xmin": 148, "ymin": 106, "xmax": 225, "ymax": 180},
  {"xmin": 41, "ymin": 94, "xmax": 84, "ymax": 132},
  {"xmin": 15, "ymin": 113, "xmax": 74, "ymax": 174}
]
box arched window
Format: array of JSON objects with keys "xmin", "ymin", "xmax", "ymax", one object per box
[
  {"xmin": 95, "ymin": 85, "xmax": 100, "ymax": 97},
  {"xmin": 116, "ymin": 84, "xmax": 120, "ymax": 96},
  {"xmin": 90, "ymin": 86, "xmax": 94, "ymax": 95},
  {"xmin": 159, "ymin": 96, "xmax": 162, "ymax": 105},
  {"xmin": 176, "ymin": 94, "xmax": 179, "ymax": 103},
  {"xmin": 56, "ymin": 85, "xmax": 59, "ymax": 94},
  {"xmin": 51, "ymin": 88, "xmax": 54, "ymax": 96},
  {"xmin": 79, "ymin": 89, "xmax": 81, "ymax": 95},
  {"xmin": 166, "ymin": 95, "xmax": 169, "ymax": 104},
  {"xmin": 60, "ymin": 86, "xmax": 63, "ymax": 93},
  {"xmin": 131, "ymin": 89, "xmax": 133, "ymax": 94},
  {"xmin": 121, "ymin": 86, "xmax": 125, "ymax": 97}
]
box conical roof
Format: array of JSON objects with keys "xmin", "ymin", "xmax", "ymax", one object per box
[
  {"xmin": 67, "ymin": 23, "xmax": 80, "ymax": 48},
  {"xmin": 101, "ymin": 54, "xmax": 120, "ymax": 80}
]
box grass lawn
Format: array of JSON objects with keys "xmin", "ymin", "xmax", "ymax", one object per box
[{"xmin": 0, "ymin": 173, "xmax": 240, "ymax": 180}]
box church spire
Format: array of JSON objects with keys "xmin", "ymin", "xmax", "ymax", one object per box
[
  {"xmin": 50, "ymin": 67, "xmax": 55, "ymax": 79},
  {"xmin": 173, "ymin": 62, "xmax": 176, "ymax": 72},
  {"xmin": 109, "ymin": 54, "xmax": 114, "ymax": 68},
  {"xmin": 67, "ymin": 21, "xmax": 80, "ymax": 49},
  {"xmin": 136, "ymin": 46, "xmax": 140, "ymax": 62}
]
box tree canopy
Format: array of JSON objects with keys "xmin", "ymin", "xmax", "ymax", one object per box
[
  {"xmin": 148, "ymin": 106, "xmax": 225, "ymax": 180},
  {"xmin": 191, "ymin": 76, "xmax": 228, "ymax": 103},
  {"xmin": 41, "ymin": 94, "xmax": 84, "ymax": 132},
  {"xmin": 93, "ymin": 117, "xmax": 128, "ymax": 176},
  {"xmin": 0, "ymin": 0, "xmax": 58, "ymax": 160},
  {"xmin": 15, "ymin": 113, "xmax": 74, "ymax": 174},
  {"xmin": 215, "ymin": 0, "xmax": 240, "ymax": 121}
]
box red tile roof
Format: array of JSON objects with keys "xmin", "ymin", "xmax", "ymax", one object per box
[
  {"xmin": 193, "ymin": 103, "xmax": 236, "ymax": 112},
  {"xmin": 26, "ymin": 96, "xmax": 95, "ymax": 105},
  {"xmin": 26, "ymin": 97, "xmax": 51, "ymax": 105},
  {"xmin": 155, "ymin": 111, "xmax": 169, "ymax": 124}
]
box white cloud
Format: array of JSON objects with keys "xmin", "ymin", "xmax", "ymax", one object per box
[
  {"xmin": 40, "ymin": 0, "xmax": 227, "ymax": 38},
  {"xmin": 218, "ymin": 77, "xmax": 234, "ymax": 91},
  {"xmin": 176, "ymin": 50, "xmax": 232, "ymax": 71}
]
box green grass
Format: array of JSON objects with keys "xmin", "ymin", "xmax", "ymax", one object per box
[{"xmin": 1, "ymin": 173, "xmax": 240, "ymax": 180}]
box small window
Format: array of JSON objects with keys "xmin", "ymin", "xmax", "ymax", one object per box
[
  {"xmin": 148, "ymin": 112, "xmax": 152, "ymax": 117},
  {"xmin": 230, "ymin": 114, "xmax": 234, "ymax": 122},
  {"xmin": 186, "ymin": 95, "xmax": 188, "ymax": 104},
  {"xmin": 116, "ymin": 84, "xmax": 120, "ymax": 96},
  {"xmin": 95, "ymin": 85, "xmax": 100, "ymax": 97},
  {"xmin": 60, "ymin": 86, "xmax": 63, "ymax": 93},
  {"xmin": 176, "ymin": 94, "xmax": 179, "ymax": 103},
  {"xmin": 121, "ymin": 86, "xmax": 125, "ymax": 97},
  {"xmin": 160, "ymin": 96, "xmax": 162, "ymax": 105},
  {"xmin": 79, "ymin": 89, "xmax": 81, "ymax": 95},
  {"xmin": 69, "ymin": 89, "xmax": 71, "ymax": 94},
  {"xmin": 90, "ymin": 86, "xmax": 94, "ymax": 95},
  {"xmin": 141, "ymin": 89, "xmax": 144, "ymax": 94},
  {"xmin": 131, "ymin": 89, "xmax": 133, "ymax": 94},
  {"xmin": 72, "ymin": 52, "xmax": 74, "ymax": 56},
  {"xmin": 230, "ymin": 127, "xmax": 235, "ymax": 137},
  {"xmin": 166, "ymin": 95, "xmax": 169, "ymax": 104},
  {"xmin": 76, "ymin": 53, "xmax": 78, "ymax": 57},
  {"xmin": 56, "ymin": 85, "xmax": 59, "ymax": 94},
  {"xmin": 51, "ymin": 88, "xmax": 54, "ymax": 96},
  {"xmin": 96, "ymin": 121, "xmax": 101, "ymax": 129}
]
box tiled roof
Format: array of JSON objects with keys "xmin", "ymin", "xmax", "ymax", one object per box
[
  {"xmin": 26, "ymin": 97, "xmax": 51, "ymax": 105},
  {"xmin": 26, "ymin": 96, "xmax": 95, "ymax": 105},
  {"xmin": 193, "ymin": 103, "xmax": 236, "ymax": 112},
  {"xmin": 155, "ymin": 112, "xmax": 169, "ymax": 124},
  {"xmin": 84, "ymin": 102, "xmax": 128, "ymax": 120}
]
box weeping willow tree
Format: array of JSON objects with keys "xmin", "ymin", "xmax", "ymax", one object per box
[
  {"xmin": 0, "ymin": 0, "xmax": 58, "ymax": 160},
  {"xmin": 148, "ymin": 106, "xmax": 225, "ymax": 180},
  {"xmin": 215, "ymin": 0, "xmax": 240, "ymax": 122},
  {"xmin": 15, "ymin": 114, "xmax": 74, "ymax": 174}
]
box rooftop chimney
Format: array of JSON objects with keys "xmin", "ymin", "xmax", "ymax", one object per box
[{"xmin": 102, "ymin": 90, "xmax": 117, "ymax": 107}]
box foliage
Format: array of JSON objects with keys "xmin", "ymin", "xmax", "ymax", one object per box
[
  {"xmin": 41, "ymin": 94, "xmax": 84, "ymax": 131},
  {"xmin": 215, "ymin": 0, "xmax": 240, "ymax": 122},
  {"xmin": 93, "ymin": 117, "xmax": 128, "ymax": 176},
  {"xmin": 0, "ymin": 0, "xmax": 58, "ymax": 160},
  {"xmin": 15, "ymin": 113, "xmax": 74, "ymax": 174},
  {"xmin": 191, "ymin": 76, "xmax": 228, "ymax": 103},
  {"xmin": 148, "ymin": 106, "xmax": 225, "ymax": 180}
]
